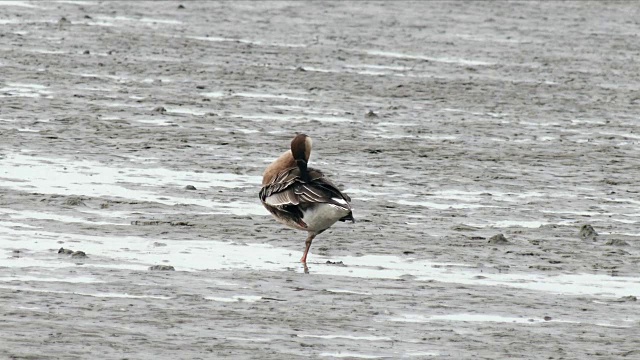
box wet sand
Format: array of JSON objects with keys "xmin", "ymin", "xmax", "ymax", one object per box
[{"xmin": 1, "ymin": 1, "xmax": 639, "ymax": 359}]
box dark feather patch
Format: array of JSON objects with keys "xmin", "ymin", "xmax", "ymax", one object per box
[{"xmin": 260, "ymin": 167, "xmax": 352, "ymax": 215}]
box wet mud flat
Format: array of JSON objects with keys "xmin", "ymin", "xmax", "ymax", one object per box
[{"xmin": 1, "ymin": 1, "xmax": 639, "ymax": 359}]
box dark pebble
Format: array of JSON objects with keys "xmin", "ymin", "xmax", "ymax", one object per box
[
  {"xmin": 488, "ymin": 233, "xmax": 510, "ymax": 245},
  {"xmin": 71, "ymin": 251, "xmax": 87, "ymax": 258},
  {"xmin": 365, "ymin": 110, "xmax": 378, "ymax": 118},
  {"xmin": 149, "ymin": 265, "xmax": 175, "ymax": 271},
  {"xmin": 605, "ymin": 239, "xmax": 629, "ymax": 246},
  {"xmin": 58, "ymin": 247, "xmax": 74, "ymax": 255},
  {"xmin": 131, "ymin": 220, "xmax": 164, "ymax": 226},
  {"xmin": 326, "ymin": 260, "xmax": 345, "ymax": 266},
  {"xmin": 579, "ymin": 224, "xmax": 598, "ymax": 241},
  {"xmin": 152, "ymin": 106, "xmax": 167, "ymax": 114},
  {"xmin": 64, "ymin": 197, "xmax": 86, "ymax": 206},
  {"xmin": 185, "ymin": 185, "xmax": 197, "ymax": 190}
]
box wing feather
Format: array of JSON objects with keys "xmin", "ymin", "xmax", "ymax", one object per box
[
  {"xmin": 260, "ymin": 166, "xmax": 351, "ymax": 211},
  {"xmin": 264, "ymin": 188, "xmax": 299, "ymax": 206}
]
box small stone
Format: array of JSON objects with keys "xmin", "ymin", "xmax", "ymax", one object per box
[
  {"xmin": 185, "ymin": 185, "xmax": 197, "ymax": 190},
  {"xmin": 131, "ymin": 220, "xmax": 164, "ymax": 226},
  {"xmin": 58, "ymin": 247, "xmax": 74, "ymax": 255},
  {"xmin": 488, "ymin": 233, "xmax": 510, "ymax": 245},
  {"xmin": 100, "ymin": 203, "xmax": 110, "ymax": 209},
  {"xmin": 58, "ymin": 17, "xmax": 70, "ymax": 26},
  {"xmin": 365, "ymin": 110, "xmax": 378, "ymax": 118},
  {"xmin": 149, "ymin": 265, "xmax": 175, "ymax": 271},
  {"xmin": 605, "ymin": 239, "xmax": 629, "ymax": 246},
  {"xmin": 83, "ymin": 50, "xmax": 90, "ymax": 55},
  {"xmin": 295, "ymin": 66, "xmax": 306, "ymax": 72},
  {"xmin": 177, "ymin": 4, "xmax": 185, "ymax": 9},
  {"xmin": 152, "ymin": 106, "xmax": 167, "ymax": 114},
  {"xmin": 84, "ymin": 15, "xmax": 92, "ymax": 19},
  {"xmin": 325, "ymin": 260, "xmax": 345, "ymax": 266},
  {"xmin": 618, "ymin": 295, "xmax": 637, "ymax": 302},
  {"xmin": 196, "ymin": 85, "xmax": 205, "ymax": 89},
  {"xmin": 64, "ymin": 197, "xmax": 85, "ymax": 206},
  {"xmin": 579, "ymin": 224, "xmax": 598, "ymax": 241},
  {"xmin": 544, "ymin": 316, "xmax": 552, "ymax": 321},
  {"xmin": 71, "ymin": 251, "xmax": 87, "ymax": 258}
]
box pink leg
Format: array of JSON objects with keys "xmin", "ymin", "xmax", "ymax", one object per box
[{"xmin": 300, "ymin": 233, "xmax": 316, "ymax": 263}]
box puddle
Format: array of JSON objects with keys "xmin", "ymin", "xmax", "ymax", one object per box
[
  {"xmin": 226, "ymin": 128, "xmax": 259, "ymax": 134},
  {"xmin": 0, "ymin": 83, "xmax": 52, "ymax": 98},
  {"xmin": 206, "ymin": 295, "xmax": 262, "ymax": 303},
  {"xmin": 0, "ymin": 275, "xmax": 103, "ymax": 283},
  {"xmin": 393, "ymin": 199, "xmax": 498, "ymax": 210},
  {"xmin": 72, "ymin": 72, "xmax": 131, "ymax": 82},
  {"xmin": 164, "ymin": 107, "xmax": 207, "ymax": 116},
  {"xmin": 362, "ymin": 49, "xmax": 494, "ymax": 66},
  {"xmin": 403, "ymin": 352, "xmax": 439, "ymax": 357},
  {"xmin": 95, "ymin": 15, "xmax": 182, "ymax": 25},
  {"xmin": 455, "ymin": 33, "xmax": 528, "ymax": 44},
  {"xmin": 0, "ymin": 1, "xmax": 40, "ymax": 8},
  {"xmin": 231, "ymin": 92, "xmax": 311, "ymax": 101},
  {"xmin": 319, "ymin": 353, "xmax": 386, "ymax": 359},
  {"xmin": 140, "ymin": 78, "xmax": 173, "ymax": 84},
  {"xmin": 26, "ymin": 48, "xmax": 66, "ymax": 54},
  {"xmin": 466, "ymin": 220, "xmax": 550, "ymax": 228},
  {"xmin": 599, "ymin": 131, "xmax": 640, "ymax": 140},
  {"xmin": 186, "ymin": 35, "xmax": 306, "ymax": 48},
  {"xmin": 389, "ymin": 313, "xmax": 632, "ymax": 328},
  {"xmin": 0, "ymin": 285, "xmax": 172, "ymax": 299},
  {"xmin": 298, "ymin": 334, "xmax": 391, "ymax": 341},
  {"xmin": 0, "ymin": 221, "xmax": 39, "ymax": 228},
  {"xmin": 231, "ymin": 113, "xmax": 354, "ymax": 123},
  {"xmin": 0, "ymin": 209, "xmax": 127, "ymax": 226},
  {"xmin": 2, "ymin": 224, "xmax": 637, "ymax": 298},
  {"xmin": 440, "ymin": 108, "xmax": 509, "ymax": 119},
  {"xmin": 325, "ymin": 289, "xmax": 373, "ymax": 295},
  {"xmin": 0, "ymin": 153, "xmax": 266, "ymax": 215},
  {"xmin": 135, "ymin": 118, "xmax": 176, "ymax": 126},
  {"xmin": 226, "ymin": 337, "xmax": 272, "ymax": 342},
  {"xmin": 54, "ymin": 0, "xmax": 94, "ymax": 5},
  {"xmin": 343, "ymin": 64, "xmax": 411, "ymax": 71},
  {"xmin": 391, "ymin": 313, "xmax": 543, "ymax": 324}
]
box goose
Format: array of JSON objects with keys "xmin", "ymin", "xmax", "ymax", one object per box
[{"xmin": 259, "ymin": 133, "xmax": 354, "ymax": 264}]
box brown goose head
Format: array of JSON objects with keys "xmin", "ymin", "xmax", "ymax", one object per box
[{"xmin": 291, "ymin": 133, "xmax": 312, "ymax": 179}]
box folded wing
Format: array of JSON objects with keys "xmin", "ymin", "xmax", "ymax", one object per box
[{"xmin": 260, "ymin": 167, "xmax": 351, "ymax": 211}]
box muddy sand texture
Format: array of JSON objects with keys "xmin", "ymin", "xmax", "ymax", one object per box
[{"xmin": 1, "ymin": 1, "xmax": 639, "ymax": 359}]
